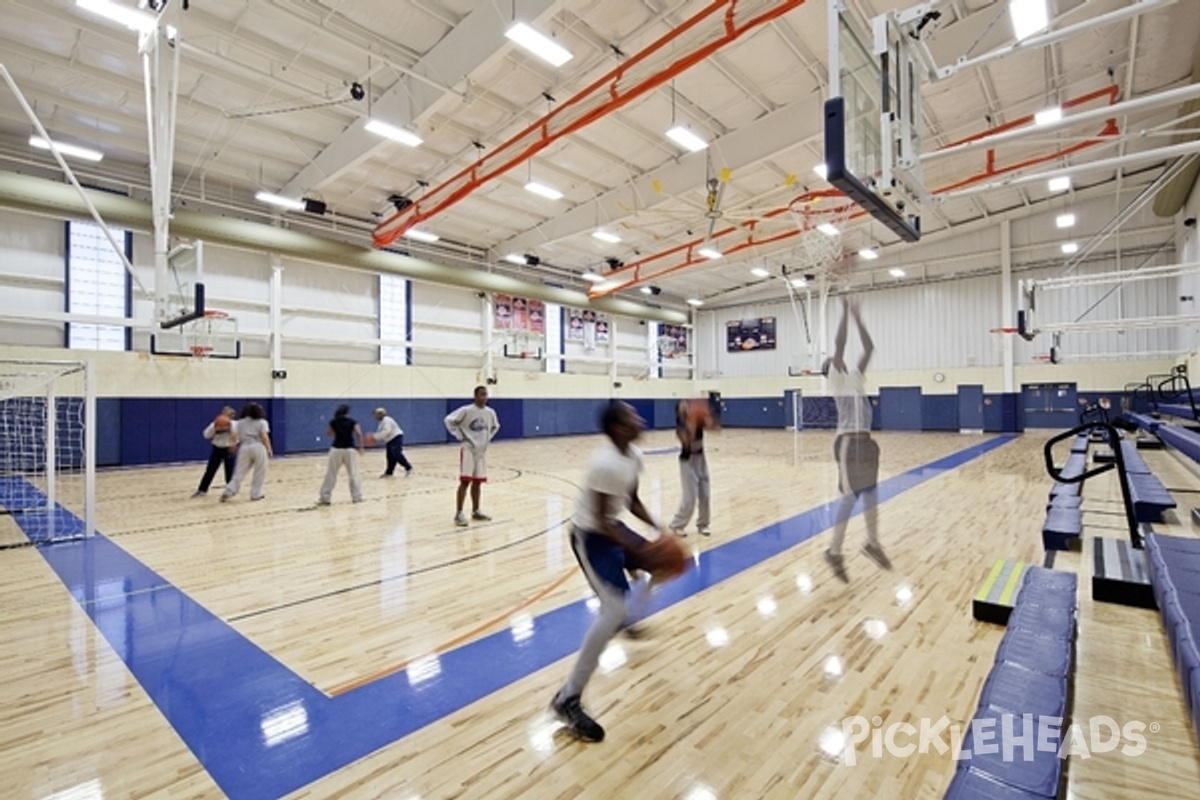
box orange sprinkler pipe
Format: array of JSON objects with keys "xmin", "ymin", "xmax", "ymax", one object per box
[{"xmin": 372, "ymin": 0, "xmax": 808, "ymax": 248}]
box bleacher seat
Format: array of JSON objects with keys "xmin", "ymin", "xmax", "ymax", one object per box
[
  {"xmin": 948, "ymin": 567, "xmax": 1077, "ymax": 799},
  {"xmin": 1143, "ymin": 532, "xmax": 1200, "ymax": 740}
]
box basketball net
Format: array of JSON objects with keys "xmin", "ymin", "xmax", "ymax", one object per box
[{"xmin": 788, "ymin": 192, "xmax": 856, "ymax": 290}]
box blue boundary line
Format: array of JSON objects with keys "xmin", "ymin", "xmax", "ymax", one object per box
[{"xmin": 8, "ymin": 435, "xmax": 1015, "ymax": 798}]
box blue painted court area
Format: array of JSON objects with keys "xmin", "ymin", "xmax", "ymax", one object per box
[{"xmin": 14, "ymin": 435, "xmax": 1015, "ymax": 799}]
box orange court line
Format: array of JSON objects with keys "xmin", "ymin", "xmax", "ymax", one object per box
[{"xmin": 328, "ymin": 567, "xmax": 579, "ymax": 697}]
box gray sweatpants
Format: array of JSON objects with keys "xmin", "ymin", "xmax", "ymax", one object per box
[
  {"xmin": 319, "ymin": 448, "xmax": 362, "ymax": 503},
  {"xmin": 223, "ymin": 443, "xmax": 268, "ymax": 500},
  {"xmin": 669, "ymin": 451, "xmax": 711, "ymax": 530}
]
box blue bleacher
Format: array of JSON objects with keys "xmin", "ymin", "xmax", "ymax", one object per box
[
  {"xmin": 1043, "ymin": 437, "xmax": 1089, "ymax": 550},
  {"xmin": 945, "ymin": 566, "xmax": 1077, "ymax": 800},
  {"xmin": 1116, "ymin": 441, "xmax": 1177, "ymax": 522},
  {"xmin": 1143, "ymin": 532, "xmax": 1200, "ymax": 740}
]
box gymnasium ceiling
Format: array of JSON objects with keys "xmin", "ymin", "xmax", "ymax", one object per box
[{"xmin": 2, "ymin": 0, "xmax": 1199, "ymax": 312}]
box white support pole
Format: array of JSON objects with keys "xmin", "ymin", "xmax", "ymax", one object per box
[
  {"xmin": 84, "ymin": 360, "xmax": 95, "ymax": 538},
  {"xmin": 44, "ymin": 379, "xmax": 56, "ymax": 527},
  {"xmin": 143, "ymin": 18, "xmax": 182, "ymax": 324},
  {"xmin": 271, "ymin": 261, "xmax": 283, "ymax": 393},
  {"xmin": 1001, "ymin": 219, "xmax": 1014, "ymax": 394},
  {"xmin": 482, "ymin": 294, "xmax": 494, "ymax": 382}
]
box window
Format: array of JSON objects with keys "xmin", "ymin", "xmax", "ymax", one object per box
[
  {"xmin": 379, "ymin": 274, "xmax": 410, "ymax": 365},
  {"xmin": 66, "ymin": 221, "xmax": 130, "ymax": 351}
]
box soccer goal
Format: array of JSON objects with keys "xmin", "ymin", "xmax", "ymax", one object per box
[{"xmin": 0, "ymin": 360, "xmax": 95, "ymax": 546}]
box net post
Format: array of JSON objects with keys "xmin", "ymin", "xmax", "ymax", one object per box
[
  {"xmin": 84, "ymin": 360, "xmax": 95, "ymax": 538},
  {"xmin": 44, "ymin": 377, "xmax": 56, "ymax": 527}
]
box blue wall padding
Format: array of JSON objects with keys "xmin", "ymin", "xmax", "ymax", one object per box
[{"xmin": 922, "ymin": 394, "xmax": 959, "ymax": 431}]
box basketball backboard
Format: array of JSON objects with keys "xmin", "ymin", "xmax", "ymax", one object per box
[{"xmin": 825, "ymin": 0, "xmax": 924, "ymax": 242}]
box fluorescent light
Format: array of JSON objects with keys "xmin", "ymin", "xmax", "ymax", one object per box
[
  {"xmin": 817, "ymin": 223, "xmax": 840, "ymax": 236},
  {"xmin": 364, "ymin": 119, "xmax": 422, "ymax": 147},
  {"xmin": 504, "ymin": 254, "xmax": 527, "ymax": 265},
  {"xmin": 1048, "ymin": 176, "xmax": 1071, "ymax": 192},
  {"xmin": 640, "ymin": 286, "xmax": 653, "ymax": 294},
  {"xmin": 1061, "ymin": 242, "xmax": 1079, "ymax": 254},
  {"xmin": 790, "ymin": 277, "xmax": 807, "ymax": 287},
  {"xmin": 524, "ymin": 181, "xmax": 563, "ymax": 200},
  {"xmin": 76, "ymin": 0, "xmax": 155, "ymax": 33},
  {"xmin": 582, "ymin": 272, "xmax": 605, "ymax": 282},
  {"xmin": 592, "ymin": 230, "xmax": 620, "ymax": 244},
  {"xmin": 29, "ymin": 136, "xmax": 103, "ymax": 162},
  {"xmin": 858, "ymin": 248, "xmax": 879, "ymax": 260},
  {"xmin": 666, "ymin": 126, "xmax": 708, "ymax": 153},
  {"xmin": 697, "ymin": 247, "xmax": 722, "ymax": 260},
  {"xmin": 1056, "ymin": 213, "xmax": 1076, "ymax": 228},
  {"xmin": 403, "ymin": 228, "xmax": 439, "ymax": 243},
  {"xmin": 1034, "ymin": 106, "xmax": 1062, "ymax": 126},
  {"xmin": 813, "ymin": 164, "xmax": 828, "ymax": 179},
  {"xmin": 1010, "ymin": 0, "xmax": 1048, "ymax": 41},
  {"xmin": 255, "ymin": 191, "xmax": 304, "ymax": 211},
  {"xmin": 751, "ymin": 267, "xmax": 771, "ymax": 278},
  {"xmin": 686, "ymin": 298, "xmax": 705, "ymax": 307},
  {"xmin": 889, "ymin": 267, "xmax": 906, "ymax": 277},
  {"xmin": 505, "ymin": 22, "xmax": 573, "ymax": 67}
]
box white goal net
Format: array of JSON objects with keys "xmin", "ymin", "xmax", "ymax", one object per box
[{"xmin": 0, "ymin": 360, "xmax": 95, "ymax": 546}]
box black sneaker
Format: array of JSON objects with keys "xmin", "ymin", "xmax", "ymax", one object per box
[
  {"xmin": 551, "ymin": 693, "xmax": 605, "ymax": 742},
  {"xmin": 863, "ymin": 542, "xmax": 893, "ymax": 570},
  {"xmin": 825, "ymin": 549, "xmax": 849, "ymax": 583},
  {"xmin": 621, "ymin": 622, "xmax": 650, "ymax": 640}
]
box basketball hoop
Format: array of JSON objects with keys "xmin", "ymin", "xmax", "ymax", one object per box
[
  {"xmin": 788, "ymin": 191, "xmax": 857, "ymax": 286},
  {"xmin": 203, "ymin": 309, "xmax": 229, "ymax": 319},
  {"xmin": 989, "ymin": 327, "xmax": 1019, "ymax": 335},
  {"xmin": 189, "ymin": 344, "xmax": 213, "ymax": 359}
]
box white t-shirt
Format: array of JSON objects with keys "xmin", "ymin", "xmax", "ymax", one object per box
[
  {"xmin": 829, "ymin": 367, "xmax": 872, "ymax": 434},
  {"xmin": 444, "ymin": 404, "xmax": 499, "ymax": 451},
  {"xmin": 235, "ymin": 417, "xmax": 270, "ymax": 447},
  {"xmin": 573, "ymin": 440, "xmax": 644, "ymax": 531},
  {"xmin": 375, "ymin": 415, "xmax": 402, "ymax": 442}
]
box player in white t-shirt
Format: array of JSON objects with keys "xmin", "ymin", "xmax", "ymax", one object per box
[
  {"xmin": 823, "ymin": 300, "xmax": 890, "ymax": 581},
  {"xmin": 220, "ymin": 402, "xmax": 273, "ymax": 502},
  {"xmin": 444, "ymin": 386, "xmax": 500, "ymax": 526},
  {"xmin": 550, "ymin": 401, "xmax": 664, "ymax": 743}
]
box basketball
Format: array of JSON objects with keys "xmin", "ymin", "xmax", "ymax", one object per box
[
  {"xmin": 631, "ymin": 535, "xmax": 689, "ymax": 581},
  {"xmin": 687, "ymin": 399, "xmax": 712, "ymax": 428},
  {"xmin": 213, "ymin": 414, "xmax": 232, "ymax": 432},
  {"xmin": 364, "ymin": 433, "xmax": 376, "ymax": 446}
]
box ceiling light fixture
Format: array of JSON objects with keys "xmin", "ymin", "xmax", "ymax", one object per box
[
  {"xmin": 505, "ymin": 22, "xmax": 573, "ymax": 67},
  {"xmin": 255, "ymin": 191, "xmax": 304, "ymax": 211},
  {"xmin": 582, "ymin": 271, "xmax": 604, "ymax": 282},
  {"xmin": 666, "ymin": 126, "xmax": 708, "ymax": 153},
  {"xmin": 364, "ymin": 119, "xmax": 422, "ymax": 147},
  {"xmin": 813, "ymin": 164, "xmax": 828, "ymax": 179},
  {"xmin": 817, "ymin": 223, "xmax": 840, "ymax": 236},
  {"xmin": 592, "ymin": 230, "xmax": 620, "ymax": 244},
  {"xmin": 1056, "ymin": 213, "xmax": 1076, "ymax": 228},
  {"xmin": 1010, "ymin": 0, "xmax": 1048, "ymax": 42},
  {"xmin": 504, "ymin": 254, "xmax": 526, "ymax": 265},
  {"xmin": 858, "ymin": 248, "xmax": 879, "ymax": 260},
  {"xmin": 790, "ymin": 277, "xmax": 807, "ymax": 287},
  {"xmin": 1061, "ymin": 242, "xmax": 1079, "ymax": 254},
  {"xmin": 1034, "ymin": 106, "xmax": 1062, "ymax": 126},
  {"xmin": 403, "ymin": 229, "xmax": 439, "ymax": 243},
  {"xmin": 751, "ymin": 267, "xmax": 771, "ymax": 278},
  {"xmin": 76, "ymin": 0, "xmax": 155, "ymax": 33},
  {"xmin": 697, "ymin": 247, "xmax": 722, "ymax": 260},
  {"xmin": 1048, "ymin": 176, "xmax": 1071, "ymax": 192},
  {"xmin": 524, "ymin": 181, "xmax": 563, "ymax": 200},
  {"xmin": 686, "ymin": 298, "xmax": 705, "ymax": 307},
  {"xmin": 889, "ymin": 267, "xmax": 906, "ymax": 277},
  {"xmin": 29, "ymin": 136, "xmax": 103, "ymax": 162}
]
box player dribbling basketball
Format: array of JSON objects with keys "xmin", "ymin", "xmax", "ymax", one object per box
[{"xmin": 550, "ymin": 400, "xmax": 667, "ymax": 743}]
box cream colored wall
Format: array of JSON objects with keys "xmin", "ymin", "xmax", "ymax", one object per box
[{"xmin": 0, "ymin": 344, "xmax": 697, "ymax": 400}]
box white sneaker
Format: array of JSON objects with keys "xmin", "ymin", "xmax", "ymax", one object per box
[{"xmin": 455, "ymin": 513, "xmax": 468, "ymax": 527}]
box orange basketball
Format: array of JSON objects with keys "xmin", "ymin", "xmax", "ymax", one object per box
[
  {"xmin": 214, "ymin": 414, "xmax": 232, "ymax": 432},
  {"xmin": 364, "ymin": 433, "xmax": 376, "ymax": 446},
  {"xmin": 687, "ymin": 399, "xmax": 711, "ymax": 428},
  {"xmin": 634, "ymin": 535, "xmax": 689, "ymax": 581}
]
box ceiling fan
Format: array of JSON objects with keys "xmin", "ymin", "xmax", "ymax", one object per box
[{"xmin": 620, "ymin": 154, "xmax": 797, "ymax": 243}]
